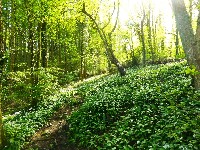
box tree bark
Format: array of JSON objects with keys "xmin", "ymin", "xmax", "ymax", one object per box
[
  {"xmin": 193, "ymin": 10, "xmax": 200, "ymax": 89},
  {"xmin": 171, "ymin": 0, "xmax": 194, "ymax": 64},
  {"xmin": 171, "ymin": 0, "xmax": 200, "ymax": 89}
]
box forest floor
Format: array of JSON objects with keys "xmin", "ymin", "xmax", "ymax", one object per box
[
  {"xmin": 23, "ymin": 103, "xmax": 81, "ymax": 150},
  {"xmin": 22, "ymin": 74, "xmax": 107, "ymax": 150}
]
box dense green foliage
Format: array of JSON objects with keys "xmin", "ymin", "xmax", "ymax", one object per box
[
  {"xmin": 68, "ymin": 61, "xmax": 200, "ymax": 149},
  {"xmin": 2, "ymin": 83, "xmax": 81, "ymax": 149},
  {"xmin": 2, "ymin": 66, "xmax": 97, "ymax": 149},
  {"xmin": 1, "ymin": 61, "xmax": 200, "ymax": 149},
  {"xmin": 1, "ymin": 68, "xmax": 80, "ymax": 115},
  {"xmin": 3, "ymin": 94, "xmax": 65, "ymax": 149}
]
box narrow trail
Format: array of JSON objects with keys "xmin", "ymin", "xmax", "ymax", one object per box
[
  {"xmin": 23, "ymin": 74, "xmax": 107, "ymax": 150},
  {"xmin": 23, "ymin": 104, "xmax": 80, "ymax": 150}
]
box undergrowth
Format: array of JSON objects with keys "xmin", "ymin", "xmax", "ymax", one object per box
[
  {"xmin": 2, "ymin": 61, "xmax": 200, "ymax": 149},
  {"xmin": 68, "ymin": 61, "xmax": 200, "ymax": 149},
  {"xmin": 3, "ymin": 87, "xmax": 81, "ymax": 149}
]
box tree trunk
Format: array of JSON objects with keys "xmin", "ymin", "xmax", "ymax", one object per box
[
  {"xmin": 0, "ymin": 92, "xmax": 4, "ymax": 149},
  {"xmin": 141, "ymin": 19, "xmax": 146, "ymax": 66},
  {"xmin": 57, "ymin": 29, "xmax": 61, "ymax": 67},
  {"xmin": 171, "ymin": 0, "xmax": 200, "ymax": 89},
  {"xmin": 82, "ymin": 1, "xmax": 126, "ymax": 76},
  {"xmin": 77, "ymin": 21, "xmax": 85, "ymax": 80},
  {"xmin": 9, "ymin": 1, "xmax": 16, "ymax": 72},
  {"xmin": 147, "ymin": 4, "xmax": 154, "ymax": 63},
  {"xmin": 175, "ymin": 28, "xmax": 179, "ymax": 59},
  {"xmin": 0, "ymin": 0, "xmax": 6, "ymax": 148},
  {"xmin": 171, "ymin": 0, "xmax": 194, "ymax": 64},
  {"xmin": 29, "ymin": 22, "xmax": 37, "ymax": 106},
  {"xmin": 41, "ymin": 22, "xmax": 47, "ymax": 68},
  {"xmin": 193, "ymin": 11, "xmax": 200, "ymax": 89},
  {"xmin": 106, "ymin": 44, "xmax": 126, "ymax": 76},
  {"xmin": 27, "ymin": 5, "xmax": 38, "ymax": 106},
  {"xmin": 37, "ymin": 22, "xmax": 42, "ymax": 69}
]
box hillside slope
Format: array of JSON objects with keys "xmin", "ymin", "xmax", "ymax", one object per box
[
  {"xmin": 3, "ymin": 61, "xmax": 200, "ymax": 149},
  {"xmin": 68, "ymin": 61, "xmax": 200, "ymax": 149}
]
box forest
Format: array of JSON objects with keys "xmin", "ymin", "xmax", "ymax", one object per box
[{"xmin": 0, "ymin": 0, "xmax": 200, "ymax": 149}]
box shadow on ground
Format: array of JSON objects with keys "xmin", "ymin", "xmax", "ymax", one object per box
[{"xmin": 23, "ymin": 105, "xmax": 82, "ymax": 150}]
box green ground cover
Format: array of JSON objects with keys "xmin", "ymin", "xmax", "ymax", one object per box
[{"xmin": 68, "ymin": 61, "xmax": 200, "ymax": 149}]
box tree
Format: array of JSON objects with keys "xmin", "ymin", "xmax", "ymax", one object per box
[
  {"xmin": 141, "ymin": 4, "xmax": 146, "ymax": 66},
  {"xmin": 0, "ymin": 0, "xmax": 5, "ymax": 148},
  {"xmin": 40, "ymin": 1, "xmax": 48, "ymax": 68},
  {"xmin": 171, "ymin": 0, "xmax": 200, "ymax": 89},
  {"xmin": 82, "ymin": 1, "xmax": 126, "ymax": 76},
  {"xmin": 175, "ymin": 28, "xmax": 180, "ymax": 59}
]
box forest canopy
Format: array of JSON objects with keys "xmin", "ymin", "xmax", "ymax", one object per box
[{"xmin": 1, "ymin": 0, "xmax": 193, "ymax": 76}]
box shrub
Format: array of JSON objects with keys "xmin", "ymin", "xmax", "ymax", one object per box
[{"xmin": 2, "ymin": 68, "xmax": 60, "ymax": 114}]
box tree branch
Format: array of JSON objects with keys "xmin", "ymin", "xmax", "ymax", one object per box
[
  {"xmin": 102, "ymin": 1, "xmax": 116, "ymax": 29},
  {"xmin": 110, "ymin": 0, "xmax": 119, "ymax": 35},
  {"xmin": 82, "ymin": 2, "xmax": 108, "ymax": 47}
]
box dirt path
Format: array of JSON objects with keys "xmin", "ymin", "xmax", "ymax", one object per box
[
  {"xmin": 23, "ymin": 105, "xmax": 80, "ymax": 150},
  {"xmin": 22, "ymin": 75, "xmax": 107, "ymax": 150}
]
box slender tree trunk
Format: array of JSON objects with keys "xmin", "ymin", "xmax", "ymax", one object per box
[
  {"xmin": 49, "ymin": 40, "xmax": 54, "ymax": 64},
  {"xmin": 29, "ymin": 23, "xmax": 37, "ymax": 106},
  {"xmin": 147, "ymin": 4, "xmax": 154, "ymax": 63},
  {"xmin": 141, "ymin": 19, "xmax": 146, "ymax": 66},
  {"xmin": 57, "ymin": 29, "xmax": 61, "ymax": 67},
  {"xmin": 97, "ymin": 48, "xmax": 101, "ymax": 74},
  {"xmin": 77, "ymin": 21, "xmax": 85, "ymax": 80},
  {"xmin": 0, "ymin": 86, "xmax": 4, "ymax": 149},
  {"xmin": 175, "ymin": 28, "xmax": 179, "ymax": 59},
  {"xmin": 37, "ymin": 22, "xmax": 42, "ymax": 70},
  {"xmin": 27, "ymin": 8, "xmax": 38, "ymax": 106},
  {"xmin": 3, "ymin": 1, "xmax": 6, "ymax": 54},
  {"xmin": 41, "ymin": 22, "xmax": 47, "ymax": 68},
  {"xmin": 18, "ymin": 30, "xmax": 25, "ymax": 71},
  {"xmin": 0, "ymin": 0, "xmax": 5, "ymax": 148},
  {"xmin": 152, "ymin": 23, "xmax": 157, "ymax": 60},
  {"xmin": 64, "ymin": 45, "xmax": 68, "ymax": 73},
  {"xmin": 29, "ymin": 24, "xmax": 34, "ymax": 80},
  {"xmin": 139, "ymin": 4, "xmax": 146, "ymax": 67},
  {"xmin": 9, "ymin": 1, "xmax": 16, "ymax": 72},
  {"xmin": 160, "ymin": 38, "xmax": 165, "ymax": 56}
]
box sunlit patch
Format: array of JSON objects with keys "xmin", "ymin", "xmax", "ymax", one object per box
[{"xmin": 119, "ymin": 0, "xmax": 173, "ymax": 31}]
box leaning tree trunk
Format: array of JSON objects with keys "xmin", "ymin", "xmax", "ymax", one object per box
[
  {"xmin": 171, "ymin": 0, "xmax": 200, "ymax": 89},
  {"xmin": 106, "ymin": 45, "xmax": 126, "ymax": 76},
  {"xmin": 82, "ymin": 1, "xmax": 126, "ymax": 76}
]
